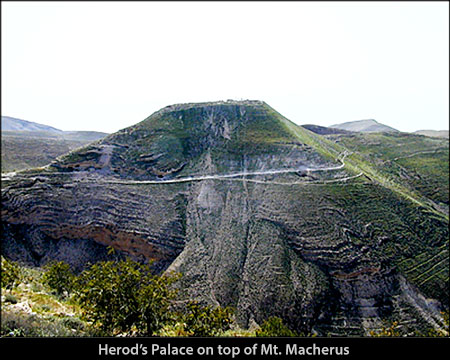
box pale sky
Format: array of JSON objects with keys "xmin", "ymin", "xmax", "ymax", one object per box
[{"xmin": 2, "ymin": 1, "xmax": 449, "ymax": 133}]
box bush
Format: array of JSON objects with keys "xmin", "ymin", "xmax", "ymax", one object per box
[
  {"xmin": 74, "ymin": 258, "xmax": 180, "ymax": 336},
  {"xmin": 182, "ymin": 301, "xmax": 234, "ymax": 336},
  {"xmin": 42, "ymin": 261, "xmax": 75, "ymax": 296},
  {"xmin": 255, "ymin": 316, "xmax": 298, "ymax": 337},
  {"xmin": 136, "ymin": 270, "xmax": 181, "ymax": 335},
  {"xmin": 1, "ymin": 257, "xmax": 21, "ymax": 289}
]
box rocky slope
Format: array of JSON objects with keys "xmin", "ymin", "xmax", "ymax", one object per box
[{"xmin": 1, "ymin": 100, "xmax": 448, "ymax": 335}]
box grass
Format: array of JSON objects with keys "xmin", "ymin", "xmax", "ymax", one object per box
[{"xmin": 1, "ymin": 265, "xmax": 91, "ymax": 337}]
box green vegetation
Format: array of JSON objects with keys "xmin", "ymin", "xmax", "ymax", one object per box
[
  {"xmin": 16, "ymin": 256, "xmax": 447, "ymax": 338},
  {"xmin": 1, "ymin": 258, "xmax": 237, "ymax": 337},
  {"xmin": 1, "ymin": 261, "xmax": 91, "ymax": 337},
  {"xmin": 279, "ymin": 115, "xmax": 449, "ymax": 221},
  {"xmin": 255, "ymin": 317, "xmax": 299, "ymax": 337},
  {"xmin": 0, "ymin": 257, "xmax": 330, "ymax": 337},
  {"xmin": 320, "ymin": 181, "xmax": 448, "ymax": 305},
  {"xmin": 74, "ymin": 258, "xmax": 180, "ymax": 335},
  {"xmin": 336, "ymin": 132, "xmax": 449, "ymax": 207},
  {"xmin": 42, "ymin": 261, "xmax": 75, "ymax": 296},
  {"xmin": 89, "ymin": 101, "xmax": 305, "ymax": 179},
  {"xmin": 1, "ymin": 256, "xmax": 21, "ymax": 289},
  {"xmin": 1, "ymin": 311, "xmax": 90, "ymax": 337},
  {"xmin": 181, "ymin": 301, "xmax": 234, "ymax": 336}
]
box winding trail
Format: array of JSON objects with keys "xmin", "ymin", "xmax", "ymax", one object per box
[
  {"xmin": 97, "ymin": 152, "xmax": 355, "ymax": 186},
  {"xmin": 2, "ymin": 151, "xmax": 362, "ymax": 186}
]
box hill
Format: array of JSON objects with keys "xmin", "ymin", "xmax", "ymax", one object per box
[
  {"xmin": 414, "ymin": 130, "xmax": 449, "ymax": 139},
  {"xmin": 1, "ymin": 116, "xmax": 108, "ymax": 173},
  {"xmin": 1, "ymin": 101, "xmax": 448, "ymax": 336},
  {"xmin": 2, "ymin": 116, "xmax": 62, "ymax": 132},
  {"xmin": 330, "ymin": 119, "xmax": 399, "ymax": 133}
]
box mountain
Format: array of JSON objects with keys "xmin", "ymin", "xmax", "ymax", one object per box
[
  {"xmin": 414, "ymin": 130, "xmax": 449, "ymax": 139},
  {"xmin": 1, "ymin": 100, "xmax": 448, "ymax": 336},
  {"xmin": 1, "ymin": 116, "xmax": 108, "ymax": 173},
  {"xmin": 1, "ymin": 116, "xmax": 62, "ymax": 132},
  {"xmin": 330, "ymin": 119, "xmax": 399, "ymax": 133}
]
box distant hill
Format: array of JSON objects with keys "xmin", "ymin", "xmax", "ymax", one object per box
[
  {"xmin": 301, "ymin": 124, "xmax": 352, "ymax": 135},
  {"xmin": 330, "ymin": 119, "xmax": 399, "ymax": 133},
  {"xmin": 1, "ymin": 116, "xmax": 108, "ymax": 172},
  {"xmin": 1, "ymin": 116, "xmax": 63, "ymax": 132},
  {"xmin": 414, "ymin": 130, "xmax": 449, "ymax": 139}
]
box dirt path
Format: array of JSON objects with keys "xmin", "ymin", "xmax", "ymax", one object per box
[
  {"xmin": 2, "ymin": 152, "xmax": 356, "ymax": 187},
  {"xmin": 94, "ymin": 152, "xmax": 357, "ymax": 186}
]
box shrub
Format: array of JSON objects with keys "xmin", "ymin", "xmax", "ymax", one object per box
[
  {"xmin": 136, "ymin": 270, "xmax": 181, "ymax": 336},
  {"xmin": 42, "ymin": 261, "xmax": 75, "ymax": 296},
  {"xmin": 255, "ymin": 316, "xmax": 298, "ymax": 337},
  {"xmin": 74, "ymin": 258, "xmax": 180, "ymax": 336},
  {"xmin": 182, "ymin": 301, "xmax": 234, "ymax": 336},
  {"xmin": 1, "ymin": 257, "xmax": 21, "ymax": 289}
]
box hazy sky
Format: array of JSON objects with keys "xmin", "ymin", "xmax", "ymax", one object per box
[{"xmin": 2, "ymin": 2, "xmax": 449, "ymax": 133}]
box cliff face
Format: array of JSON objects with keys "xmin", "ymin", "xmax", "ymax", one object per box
[{"xmin": 1, "ymin": 100, "xmax": 448, "ymax": 335}]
